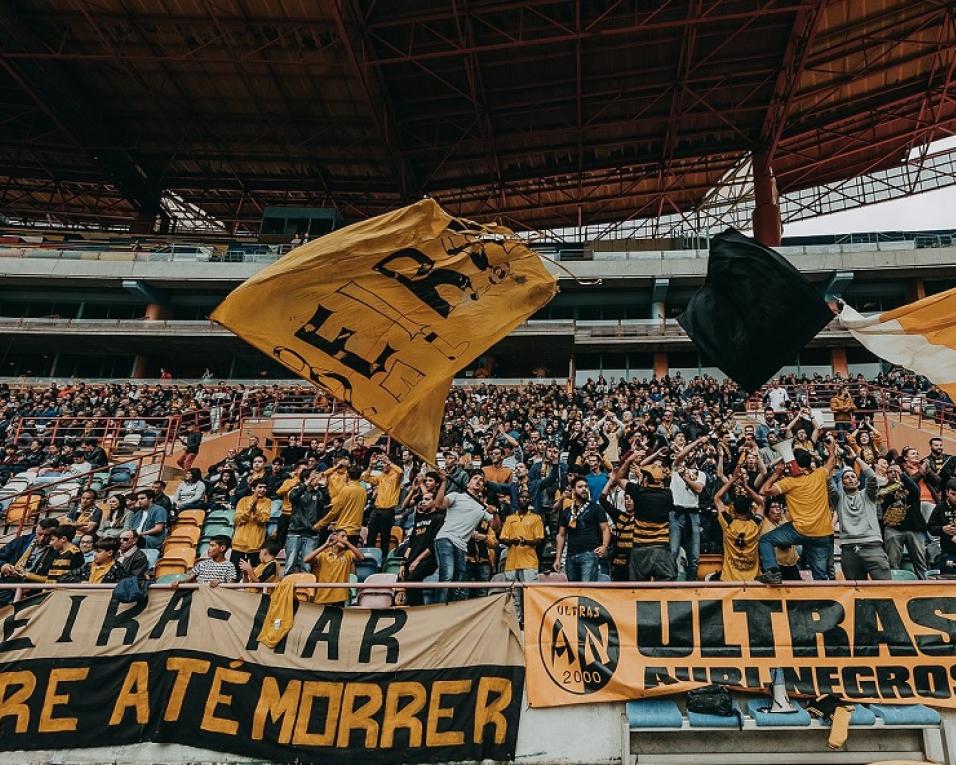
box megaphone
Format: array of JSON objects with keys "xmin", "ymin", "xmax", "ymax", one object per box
[
  {"xmin": 772, "ymin": 437, "xmax": 795, "ymax": 464},
  {"xmin": 766, "ymin": 667, "xmax": 797, "ymax": 714}
]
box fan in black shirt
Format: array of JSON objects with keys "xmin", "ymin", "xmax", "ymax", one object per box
[{"xmin": 400, "ymin": 494, "xmax": 445, "ymax": 606}]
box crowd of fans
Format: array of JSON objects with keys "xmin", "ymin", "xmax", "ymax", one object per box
[
  {"xmin": 0, "ymin": 370, "xmax": 953, "ymax": 619},
  {"xmin": 0, "ymin": 381, "xmax": 324, "ymax": 486}
]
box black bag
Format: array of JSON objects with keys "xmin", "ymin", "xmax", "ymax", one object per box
[{"xmin": 687, "ymin": 684, "xmax": 743, "ymax": 728}]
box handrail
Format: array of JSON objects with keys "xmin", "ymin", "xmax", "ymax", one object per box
[
  {"xmin": 742, "ymin": 380, "xmax": 955, "ymax": 438},
  {"xmin": 0, "ymin": 444, "xmax": 170, "ymax": 541},
  {"xmin": 1, "ymin": 578, "xmax": 950, "ymax": 591}
]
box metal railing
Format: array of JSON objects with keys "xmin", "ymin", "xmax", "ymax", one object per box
[
  {"xmin": 744, "ymin": 380, "xmax": 955, "ymax": 437},
  {"xmin": 0, "ymin": 446, "xmax": 169, "ymax": 540}
]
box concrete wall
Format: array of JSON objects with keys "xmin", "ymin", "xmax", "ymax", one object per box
[
  {"xmin": 3, "ymin": 245, "xmax": 956, "ymax": 284},
  {"xmin": 5, "ymin": 701, "xmax": 956, "ymax": 764}
]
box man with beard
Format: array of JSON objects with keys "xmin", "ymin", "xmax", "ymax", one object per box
[
  {"xmin": 928, "ymin": 480, "xmax": 956, "ymax": 574},
  {"xmin": 925, "ymin": 437, "xmax": 955, "ymax": 503},
  {"xmin": 553, "ymin": 477, "xmax": 610, "ymax": 582}
]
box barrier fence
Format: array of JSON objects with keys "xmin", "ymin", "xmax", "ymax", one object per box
[{"xmin": 1, "ymin": 578, "xmax": 949, "ymax": 592}]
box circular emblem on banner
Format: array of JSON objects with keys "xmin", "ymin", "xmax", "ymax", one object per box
[{"xmin": 539, "ymin": 595, "xmax": 619, "ymax": 695}]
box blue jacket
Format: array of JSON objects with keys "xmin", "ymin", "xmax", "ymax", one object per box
[{"xmin": 124, "ymin": 504, "xmax": 168, "ymax": 544}]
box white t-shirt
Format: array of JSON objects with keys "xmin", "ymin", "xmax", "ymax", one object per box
[
  {"xmin": 435, "ymin": 492, "xmax": 492, "ymax": 551},
  {"xmin": 670, "ymin": 471, "xmax": 700, "ymax": 509},
  {"xmin": 767, "ymin": 387, "xmax": 789, "ymax": 411}
]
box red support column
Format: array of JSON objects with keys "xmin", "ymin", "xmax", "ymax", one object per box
[
  {"xmin": 654, "ymin": 352, "xmax": 668, "ymax": 380},
  {"xmin": 832, "ymin": 347, "xmax": 848, "ymax": 378},
  {"xmin": 752, "ymin": 152, "xmax": 782, "ymax": 247}
]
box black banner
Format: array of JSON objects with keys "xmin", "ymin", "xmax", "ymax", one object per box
[{"xmin": 0, "ymin": 589, "xmax": 524, "ymax": 763}]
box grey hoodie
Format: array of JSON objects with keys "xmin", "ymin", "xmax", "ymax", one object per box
[{"xmin": 828, "ymin": 466, "xmax": 882, "ymax": 545}]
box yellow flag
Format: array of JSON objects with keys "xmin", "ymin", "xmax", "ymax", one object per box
[{"xmin": 211, "ymin": 199, "xmax": 558, "ymax": 462}]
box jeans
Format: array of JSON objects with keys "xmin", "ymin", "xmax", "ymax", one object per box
[
  {"xmin": 503, "ymin": 568, "xmax": 538, "ymax": 624},
  {"xmin": 669, "ymin": 509, "xmax": 700, "ymax": 581},
  {"xmin": 759, "ymin": 522, "xmax": 832, "ymax": 580},
  {"xmin": 434, "ymin": 538, "xmax": 466, "ymax": 603},
  {"xmin": 283, "ymin": 534, "xmax": 318, "ymax": 575},
  {"xmin": 566, "ymin": 550, "xmax": 600, "ymax": 582},
  {"xmin": 464, "ymin": 561, "xmax": 491, "ymax": 598}
]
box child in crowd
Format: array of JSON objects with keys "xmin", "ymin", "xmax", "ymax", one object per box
[
  {"xmin": 174, "ymin": 535, "xmax": 237, "ymax": 587},
  {"xmin": 304, "ymin": 529, "xmax": 364, "ymax": 605}
]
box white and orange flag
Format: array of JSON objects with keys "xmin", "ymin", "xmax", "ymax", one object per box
[
  {"xmin": 212, "ymin": 199, "xmax": 557, "ymax": 463},
  {"xmin": 839, "ymin": 286, "xmax": 956, "ymax": 399}
]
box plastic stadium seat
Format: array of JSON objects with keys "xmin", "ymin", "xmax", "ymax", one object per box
[
  {"xmin": 176, "ymin": 510, "xmax": 206, "ymax": 527},
  {"xmin": 539, "ymin": 571, "xmax": 569, "ymax": 583},
  {"xmin": 284, "ymin": 572, "xmax": 318, "ymax": 602},
  {"xmin": 156, "ymin": 547, "xmax": 196, "ymax": 571},
  {"xmin": 154, "ymin": 572, "xmax": 189, "ymax": 584},
  {"xmin": 357, "ymin": 572, "xmax": 398, "ymax": 608},
  {"xmin": 206, "ymin": 507, "xmax": 236, "ymax": 526},
  {"xmin": 357, "ymin": 592, "xmax": 394, "ymax": 608},
  {"xmin": 627, "ymin": 700, "xmax": 684, "ymax": 729},
  {"xmin": 890, "ymin": 569, "xmax": 919, "ymax": 581},
  {"xmin": 746, "ymin": 699, "xmax": 811, "ymax": 726},
  {"xmin": 142, "ymin": 548, "xmax": 160, "ymax": 574},
  {"xmin": 4, "ymin": 495, "xmax": 41, "ymax": 528},
  {"xmin": 360, "ymin": 547, "xmax": 384, "ymax": 568},
  {"xmin": 389, "ymin": 525, "xmax": 404, "ymax": 550},
  {"xmin": 383, "ymin": 553, "xmax": 404, "ymax": 577},
  {"xmin": 45, "ymin": 490, "xmax": 74, "ymax": 510},
  {"xmin": 869, "ymin": 704, "xmax": 940, "ymax": 725},
  {"xmin": 166, "ymin": 525, "xmax": 200, "ymax": 547},
  {"xmin": 154, "ymin": 559, "xmax": 189, "ymax": 579},
  {"xmin": 355, "ymin": 558, "xmax": 380, "ymax": 583}
]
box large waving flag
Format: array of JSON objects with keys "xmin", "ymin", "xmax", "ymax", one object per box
[
  {"xmin": 839, "ymin": 287, "xmax": 956, "ymax": 399},
  {"xmin": 677, "ymin": 229, "xmax": 834, "ymax": 392},
  {"xmin": 211, "ymin": 199, "xmax": 557, "ymax": 462}
]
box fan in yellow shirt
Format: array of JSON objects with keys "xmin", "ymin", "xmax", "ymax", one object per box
[
  {"xmin": 758, "ymin": 440, "xmax": 838, "ymax": 584},
  {"xmin": 304, "ymin": 530, "xmax": 365, "ymax": 604},
  {"xmin": 499, "ymin": 490, "xmax": 545, "ymax": 625},
  {"xmin": 314, "ymin": 465, "xmax": 367, "ymax": 544},
  {"xmin": 362, "ymin": 454, "xmax": 404, "ymax": 557},
  {"xmin": 714, "ymin": 477, "xmax": 763, "ymax": 582}
]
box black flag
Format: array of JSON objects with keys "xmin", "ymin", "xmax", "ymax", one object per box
[{"xmin": 677, "ymin": 229, "xmax": 834, "ymax": 392}]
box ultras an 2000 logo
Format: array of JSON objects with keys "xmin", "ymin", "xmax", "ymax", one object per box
[{"xmin": 539, "ymin": 595, "xmax": 619, "ymax": 695}]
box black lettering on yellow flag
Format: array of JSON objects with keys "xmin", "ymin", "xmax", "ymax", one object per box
[
  {"xmin": 525, "ymin": 586, "xmax": 956, "ymax": 709},
  {"xmin": 211, "ymin": 199, "xmax": 557, "ymax": 462}
]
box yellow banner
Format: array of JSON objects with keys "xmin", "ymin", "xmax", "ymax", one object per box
[
  {"xmin": 525, "ymin": 585, "xmax": 956, "ymax": 708},
  {"xmin": 211, "ymin": 199, "xmax": 557, "ymax": 462}
]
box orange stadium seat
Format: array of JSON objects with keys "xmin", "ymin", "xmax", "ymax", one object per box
[
  {"xmin": 176, "ymin": 510, "xmax": 206, "ymax": 527},
  {"xmin": 283, "ymin": 573, "xmax": 318, "ymax": 603},
  {"xmin": 165, "ymin": 525, "xmax": 200, "ymax": 547}
]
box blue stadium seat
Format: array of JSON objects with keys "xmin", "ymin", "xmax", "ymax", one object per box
[
  {"xmin": 870, "ymin": 703, "xmax": 940, "ymax": 725},
  {"xmin": 746, "ymin": 699, "xmax": 811, "ymax": 726},
  {"xmin": 626, "ymin": 699, "xmax": 683, "ymax": 729}
]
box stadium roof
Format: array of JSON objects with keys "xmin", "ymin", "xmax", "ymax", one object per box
[{"xmin": 0, "ymin": 0, "xmax": 954, "ymax": 234}]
